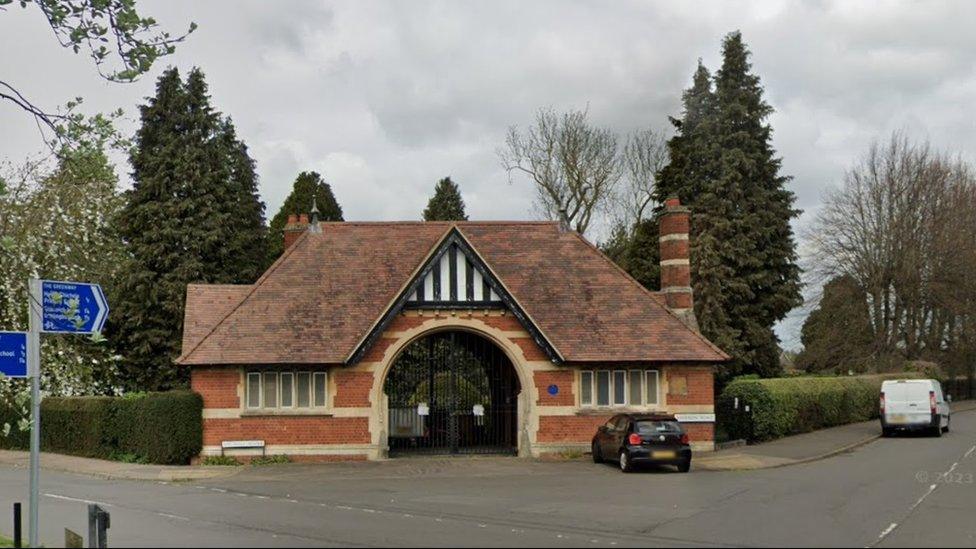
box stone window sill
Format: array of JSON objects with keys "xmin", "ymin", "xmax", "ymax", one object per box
[
  {"xmin": 575, "ymin": 407, "xmax": 667, "ymax": 416},
  {"xmin": 241, "ymin": 409, "xmax": 333, "ymax": 417}
]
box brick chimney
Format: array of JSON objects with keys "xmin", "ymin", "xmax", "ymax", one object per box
[
  {"xmin": 283, "ymin": 213, "xmax": 309, "ymax": 250},
  {"xmin": 659, "ymin": 197, "xmax": 698, "ymax": 330}
]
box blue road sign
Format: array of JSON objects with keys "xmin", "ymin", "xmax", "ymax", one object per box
[
  {"xmin": 0, "ymin": 331, "xmax": 28, "ymax": 378},
  {"xmin": 40, "ymin": 280, "xmax": 109, "ymax": 334}
]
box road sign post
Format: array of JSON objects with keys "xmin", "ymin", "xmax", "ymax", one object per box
[{"xmin": 22, "ymin": 277, "xmax": 109, "ymax": 548}]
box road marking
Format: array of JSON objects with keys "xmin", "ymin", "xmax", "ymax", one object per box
[
  {"xmin": 965, "ymin": 445, "xmax": 975, "ymax": 459},
  {"xmin": 877, "ymin": 522, "xmax": 897, "ymax": 541},
  {"xmin": 43, "ymin": 493, "xmax": 112, "ymax": 507},
  {"xmin": 156, "ymin": 512, "xmax": 190, "ymax": 521},
  {"xmin": 209, "ymin": 488, "xmax": 227, "ymax": 493},
  {"xmin": 910, "ymin": 484, "xmax": 938, "ymax": 511}
]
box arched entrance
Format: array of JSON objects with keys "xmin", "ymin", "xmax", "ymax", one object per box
[{"xmin": 383, "ymin": 330, "xmax": 521, "ymax": 456}]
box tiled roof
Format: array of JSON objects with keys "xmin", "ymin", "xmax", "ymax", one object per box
[{"xmin": 177, "ymin": 222, "xmax": 728, "ymax": 365}]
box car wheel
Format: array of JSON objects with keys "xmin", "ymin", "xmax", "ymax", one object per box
[
  {"xmin": 677, "ymin": 459, "xmax": 691, "ymax": 473},
  {"xmin": 619, "ymin": 450, "xmax": 634, "ymax": 473},
  {"xmin": 592, "ymin": 442, "xmax": 603, "ymax": 463}
]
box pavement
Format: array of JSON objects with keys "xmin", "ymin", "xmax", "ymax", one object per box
[
  {"xmin": 0, "ymin": 405, "xmax": 973, "ymax": 546},
  {"xmin": 0, "ymin": 450, "xmax": 239, "ymax": 481}
]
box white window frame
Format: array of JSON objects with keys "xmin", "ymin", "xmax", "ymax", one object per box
[
  {"xmin": 645, "ymin": 370, "xmax": 660, "ymax": 406},
  {"xmin": 244, "ymin": 370, "xmax": 329, "ymax": 411},
  {"xmin": 578, "ymin": 369, "xmax": 662, "ymax": 408},
  {"xmin": 246, "ymin": 372, "xmax": 262, "ymax": 409},
  {"xmin": 612, "ymin": 370, "xmax": 627, "ymax": 406},
  {"xmin": 579, "ymin": 371, "xmax": 594, "ymax": 406},
  {"xmin": 279, "ymin": 372, "xmax": 294, "ymax": 408},
  {"xmin": 313, "ymin": 372, "xmax": 328, "ymax": 408}
]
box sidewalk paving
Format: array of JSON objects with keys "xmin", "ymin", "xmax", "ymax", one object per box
[
  {"xmin": 0, "ymin": 450, "xmax": 239, "ymax": 482},
  {"xmin": 694, "ymin": 400, "xmax": 976, "ymax": 472}
]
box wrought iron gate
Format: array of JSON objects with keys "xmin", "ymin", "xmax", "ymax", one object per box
[{"xmin": 384, "ymin": 331, "xmax": 520, "ymax": 456}]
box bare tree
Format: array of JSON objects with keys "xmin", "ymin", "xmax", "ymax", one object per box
[
  {"xmin": 500, "ymin": 107, "xmax": 620, "ymax": 235},
  {"xmin": 806, "ymin": 131, "xmax": 976, "ymax": 371},
  {"xmin": 613, "ymin": 128, "xmax": 668, "ymax": 229}
]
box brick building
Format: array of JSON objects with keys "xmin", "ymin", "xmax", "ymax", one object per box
[{"xmin": 178, "ymin": 199, "xmax": 727, "ymax": 461}]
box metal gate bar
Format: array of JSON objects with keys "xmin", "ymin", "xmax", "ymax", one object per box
[{"xmin": 385, "ymin": 331, "xmax": 519, "ymax": 456}]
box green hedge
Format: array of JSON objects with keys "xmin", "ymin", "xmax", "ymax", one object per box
[
  {"xmin": 0, "ymin": 391, "xmax": 202, "ymax": 465},
  {"xmin": 717, "ymin": 373, "xmax": 920, "ymax": 442}
]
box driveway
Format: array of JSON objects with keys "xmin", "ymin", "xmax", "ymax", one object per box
[{"xmin": 1, "ymin": 409, "xmax": 974, "ymax": 547}]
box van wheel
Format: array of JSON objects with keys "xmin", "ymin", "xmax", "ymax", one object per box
[
  {"xmin": 943, "ymin": 418, "xmax": 950, "ymax": 433},
  {"xmin": 881, "ymin": 427, "xmax": 892, "ymax": 438},
  {"xmin": 619, "ymin": 450, "xmax": 634, "ymax": 473},
  {"xmin": 592, "ymin": 442, "xmax": 603, "ymax": 463},
  {"xmin": 932, "ymin": 425, "xmax": 943, "ymax": 437}
]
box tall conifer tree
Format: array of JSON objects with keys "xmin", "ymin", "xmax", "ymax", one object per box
[
  {"xmin": 656, "ymin": 33, "xmax": 801, "ymax": 379},
  {"xmin": 267, "ymin": 171, "xmax": 343, "ymax": 260},
  {"xmin": 112, "ymin": 67, "xmax": 269, "ymax": 390},
  {"xmin": 423, "ymin": 177, "xmax": 468, "ymax": 221}
]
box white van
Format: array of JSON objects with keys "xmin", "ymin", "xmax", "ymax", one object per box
[{"xmin": 880, "ymin": 379, "xmax": 951, "ymax": 437}]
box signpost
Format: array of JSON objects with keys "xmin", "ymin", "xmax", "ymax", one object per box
[
  {"xmin": 0, "ymin": 332, "xmax": 28, "ymax": 378},
  {"xmin": 24, "ymin": 278, "xmax": 109, "ymax": 548}
]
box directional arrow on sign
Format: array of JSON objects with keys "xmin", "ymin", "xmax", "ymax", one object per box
[{"xmin": 39, "ymin": 280, "xmax": 110, "ymax": 334}]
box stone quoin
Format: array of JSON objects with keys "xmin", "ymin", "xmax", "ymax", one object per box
[{"xmin": 178, "ymin": 199, "xmax": 727, "ymax": 462}]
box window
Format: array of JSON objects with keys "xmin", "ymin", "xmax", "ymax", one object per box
[
  {"xmin": 314, "ymin": 373, "xmax": 327, "ymax": 407},
  {"xmin": 612, "ymin": 371, "xmax": 627, "ymax": 405},
  {"xmin": 596, "ymin": 371, "xmax": 611, "ymax": 406},
  {"xmin": 296, "ymin": 372, "xmax": 311, "ymax": 407},
  {"xmin": 580, "ymin": 371, "xmax": 593, "ymax": 406},
  {"xmin": 280, "ymin": 373, "xmax": 294, "ymax": 408},
  {"xmin": 247, "ymin": 373, "xmax": 261, "ymax": 408},
  {"xmin": 646, "ymin": 370, "xmax": 659, "ymax": 405},
  {"xmin": 580, "ymin": 369, "xmax": 661, "ymax": 408},
  {"xmin": 629, "ymin": 370, "xmax": 642, "ymax": 406},
  {"xmin": 245, "ymin": 370, "xmax": 327, "ymax": 410}
]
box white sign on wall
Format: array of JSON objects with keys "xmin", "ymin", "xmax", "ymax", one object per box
[
  {"xmin": 674, "ymin": 413, "xmax": 716, "ymax": 423},
  {"xmin": 417, "ymin": 403, "xmax": 430, "ymax": 416}
]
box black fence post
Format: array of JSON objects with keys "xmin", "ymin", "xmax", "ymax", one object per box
[{"xmin": 13, "ymin": 502, "xmax": 22, "ymax": 548}]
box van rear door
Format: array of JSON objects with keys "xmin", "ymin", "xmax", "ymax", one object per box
[{"xmin": 884, "ymin": 381, "xmax": 933, "ymax": 425}]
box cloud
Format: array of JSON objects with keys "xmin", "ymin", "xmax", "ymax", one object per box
[{"xmin": 3, "ymin": 0, "xmax": 975, "ymax": 346}]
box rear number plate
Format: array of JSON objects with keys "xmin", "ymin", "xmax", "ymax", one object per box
[
  {"xmin": 889, "ymin": 414, "xmax": 907, "ymax": 424},
  {"xmin": 652, "ymin": 450, "xmax": 676, "ymax": 459}
]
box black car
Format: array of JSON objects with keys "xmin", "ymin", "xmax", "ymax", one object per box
[{"xmin": 591, "ymin": 413, "xmax": 692, "ymax": 473}]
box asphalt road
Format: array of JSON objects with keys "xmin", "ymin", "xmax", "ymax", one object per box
[{"xmin": 1, "ymin": 410, "xmax": 973, "ymax": 548}]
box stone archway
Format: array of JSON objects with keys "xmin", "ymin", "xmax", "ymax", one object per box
[{"xmin": 382, "ymin": 330, "xmax": 521, "ymax": 456}]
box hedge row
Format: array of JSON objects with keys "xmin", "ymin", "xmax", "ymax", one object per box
[
  {"xmin": 717, "ymin": 373, "xmax": 921, "ymax": 442},
  {"xmin": 0, "ymin": 391, "xmax": 202, "ymax": 465}
]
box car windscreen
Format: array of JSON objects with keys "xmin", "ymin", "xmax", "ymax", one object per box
[
  {"xmin": 635, "ymin": 421, "xmax": 682, "ymax": 435},
  {"xmin": 885, "ymin": 383, "xmax": 929, "ymax": 402}
]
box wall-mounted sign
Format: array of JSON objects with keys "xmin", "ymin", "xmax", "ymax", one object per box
[
  {"xmin": 547, "ymin": 384, "xmax": 559, "ymax": 396},
  {"xmin": 472, "ymin": 404, "xmax": 485, "ymax": 416},
  {"xmin": 417, "ymin": 403, "xmax": 429, "ymax": 416},
  {"xmin": 674, "ymin": 413, "xmax": 716, "ymax": 423}
]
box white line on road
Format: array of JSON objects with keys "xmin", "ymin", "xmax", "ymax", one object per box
[
  {"xmin": 910, "ymin": 484, "xmax": 938, "ymax": 511},
  {"xmin": 877, "ymin": 523, "xmax": 897, "ymax": 541},
  {"xmin": 156, "ymin": 512, "xmax": 190, "ymax": 521},
  {"xmin": 965, "ymin": 445, "xmax": 975, "ymax": 459},
  {"xmin": 43, "ymin": 493, "xmax": 112, "ymax": 507}
]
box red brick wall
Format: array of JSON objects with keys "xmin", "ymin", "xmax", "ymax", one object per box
[
  {"xmin": 333, "ymin": 371, "xmax": 374, "ymax": 407},
  {"xmin": 681, "ymin": 423, "xmax": 714, "ymax": 443},
  {"xmin": 664, "ymin": 366, "xmax": 714, "ymax": 405},
  {"xmin": 191, "ymin": 367, "xmax": 240, "ymax": 408},
  {"xmin": 534, "ymin": 370, "xmax": 575, "ymax": 406},
  {"xmin": 361, "ymin": 337, "xmax": 397, "ymax": 362},
  {"xmin": 203, "ymin": 416, "xmax": 369, "ymax": 445},
  {"xmin": 512, "ymin": 337, "xmax": 547, "ymax": 360},
  {"xmin": 537, "ymin": 415, "xmax": 713, "ymax": 444},
  {"xmin": 482, "ymin": 315, "xmax": 525, "ymax": 331},
  {"xmin": 537, "ymin": 416, "xmax": 609, "ymax": 443}
]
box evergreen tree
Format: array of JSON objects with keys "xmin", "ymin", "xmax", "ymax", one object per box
[
  {"xmin": 712, "ymin": 31, "xmax": 802, "ymax": 377},
  {"xmin": 797, "ymin": 275, "xmax": 874, "ymax": 374},
  {"xmin": 112, "ymin": 67, "xmax": 269, "ymax": 391},
  {"xmin": 655, "ymin": 33, "xmax": 801, "ymax": 379},
  {"xmin": 423, "ymin": 177, "xmax": 468, "ymax": 221},
  {"xmin": 267, "ymin": 171, "xmax": 344, "ymax": 260}
]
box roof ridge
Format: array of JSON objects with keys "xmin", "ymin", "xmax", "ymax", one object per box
[
  {"xmin": 316, "ymin": 220, "xmax": 561, "ymax": 226},
  {"xmin": 565, "ymin": 230, "xmax": 730, "ymax": 361},
  {"xmin": 177, "ymin": 229, "xmax": 314, "ymax": 364}
]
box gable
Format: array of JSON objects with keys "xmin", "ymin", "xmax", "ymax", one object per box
[{"xmin": 348, "ymin": 228, "xmax": 561, "ymax": 364}]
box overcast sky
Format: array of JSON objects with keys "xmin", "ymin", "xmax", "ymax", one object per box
[{"xmin": 3, "ymin": 0, "xmax": 976, "ymax": 348}]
